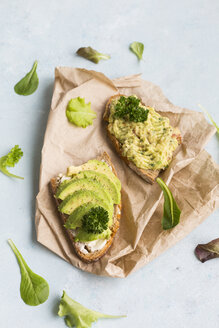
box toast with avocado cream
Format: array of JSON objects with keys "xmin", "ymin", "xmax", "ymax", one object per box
[
  {"xmin": 104, "ymin": 94, "xmax": 181, "ymax": 184},
  {"xmin": 50, "ymin": 152, "xmax": 122, "ymax": 263}
]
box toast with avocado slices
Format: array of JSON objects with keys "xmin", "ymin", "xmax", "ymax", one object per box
[
  {"xmin": 103, "ymin": 94, "xmax": 181, "ymax": 184},
  {"xmin": 50, "ymin": 152, "xmax": 122, "ymax": 263}
]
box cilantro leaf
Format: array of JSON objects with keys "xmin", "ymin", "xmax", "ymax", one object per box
[
  {"xmin": 0, "ymin": 145, "xmax": 24, "ymax": 179},
  {"xmin": 66, "ymin": 97, "xmax": 97, "ymax": 128},
  {"xmin": 76, "ymin": 47, "xmax": 110, "ymax": 64},
  {"xmin": 58, "ymin": 291, "xmax": 126, "ymax": 328},
  {"xmin": 130, "ymin": 42, "xmax": 144, "ymax": 60},
  {"xmin": 114, "ymin": 96, "xmax": 149, "ymax": 122}
]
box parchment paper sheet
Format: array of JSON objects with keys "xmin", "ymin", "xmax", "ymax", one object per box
[{"xmin": 35, "ymin": 68, "xmax": 219, "ymax": 278}]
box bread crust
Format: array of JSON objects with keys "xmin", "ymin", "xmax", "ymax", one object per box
[
  {"xmin": 104, "ymin": 94, "xmax": 181, "ymax": 184},
  {"xmin": 50, "ymin": 152, "xmax": 121, "ymax": 263}
]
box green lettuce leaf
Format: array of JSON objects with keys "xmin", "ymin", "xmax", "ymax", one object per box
[
  {"xmin": 76, "ymin": 47, "xmax": 110, "ymax": 64},
  {"xmin": 0, "ymin": 145, "xmax": 24, "ymax": 179},
  {"xmin": 58, "ymin": 291, "xmax": 126, "ymax": 328},
  {"xmin": 157, "ymin": 177, "xmax": 181, "ymax": 230},
  {"xmin": 198, "ymin": 104, "xmax": 219, "ymax": 135},
  {"xmin": 66, "ymin": 97, "xmax": 97, "ymax": 128},
  {"xmin": 130, "ymin": 42, "xmax": 144, "ymax": 60}
]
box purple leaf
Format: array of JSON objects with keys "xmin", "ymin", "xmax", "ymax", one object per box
[{"xmin": 195, "ymin": 238, "xmax": 219, "ymax": 263}]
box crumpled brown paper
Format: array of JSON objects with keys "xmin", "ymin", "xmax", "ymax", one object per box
[{"xmin": 35, "ymin": 67, "xmax": 219, "ymax": 278}]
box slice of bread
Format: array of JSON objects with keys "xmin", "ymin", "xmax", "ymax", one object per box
[
  {"xmin": 103, "ymin": 94, "xmax": 182, "ymax": 184},
  {"xmin": 50, "ymin": 152, "xmax": 122, "ymax": 263}
]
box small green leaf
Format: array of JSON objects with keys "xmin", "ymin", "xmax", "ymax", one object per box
[
  {"xmin": 76, "ymin": 47, "xmax": 110, "ymax": 64},
  {"xmin": 14, "ymin": 61, "xmax": 39, "ymax": 95},
  {"xmin": 130, "ymin": 42, "xmax": 144, "ymax": 60},
  {"xmin": 8, "ymin": 239, "xmax": 49, "ymax": 306},
  {"xmin": 66, "ymin": 97, "xmax": 97, "ymax": 128},
  {"xmin": 58, "ymin": 290, "xmax": 126, "ymax": 328},
  {"xmin": 0, "ymin": 145, "xmax": 24, "ymax": 179},
  {"xmin": 198, "ymin": 104, "xmax": 219, "ymax": 135},
  {"xmin": 157, "ymin": 177, "xmax": 181, "ymax": 230}
]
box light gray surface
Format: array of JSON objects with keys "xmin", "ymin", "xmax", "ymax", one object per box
[{"xmin": 0, "ymin": 0, "xmax": 219, "ymax": 327}]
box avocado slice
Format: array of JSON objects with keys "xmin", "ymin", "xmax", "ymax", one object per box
[
  {"xmin": 67, "ymin": 159, "xmax": 121, "ymax": 191},
  {"xmin": 74, "ymin": 227, "xmax": 111, "ymax": 242},
  {"xmin": 65, "ymin": 202, "xmax": 109, "ymax": 230},
  {"xmin": 56, "ymin": 178, "xmax": 113, "ymax": 208},
  {"xmin": 69, "ymin": 170, "xmax": 120, "ymax": 204},
  {"xmin": 59, "ymin": 190, "xmax": 113, "ymax": 219}
]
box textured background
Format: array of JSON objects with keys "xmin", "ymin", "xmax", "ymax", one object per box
[{"xmin": 0, "ymin": 0, "xmax": 219, "ymax": 327}]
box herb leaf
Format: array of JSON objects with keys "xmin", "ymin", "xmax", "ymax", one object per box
[
  {"xmin": 66, "ymin": 97, "xmax": 97, "ymax": 128},
  {"xmin": 58, "ymin": 290, "xmax": 126, "ymax": 328},
  {"xmin": 14, "ymin": 61, "xmax": 39, "ymax": 96},
  {"xmin": 195, "ymin": 238, "xmax": 219, "ymax": 263},
  {"xmin": 114, "ymin": 95, "xmax": 148, "ymax": 122},
  {"xmin": 82, "ymin": 206, "xmax": 109, "ymax": 234},
  {"xmin": 157, "ymin": 177, "xmax": 181, "ymax": 230},
  {"xmin": 130, "ymin": 42, "xmax": 144, "ymax": 60},
  {"xmin": 0, "ymin": 145, "xmax": 24, "ymax": 179},
  {"xmin": 198, "ymin": 104, "xmax": 219, "ymax": 134},
  {"xmin": 8, "ymin": 239, "xmax": 49, "ymax": 306},
  {"xmin": 76, "ymin": 47, "xmax": 110, "ymax": 64}
]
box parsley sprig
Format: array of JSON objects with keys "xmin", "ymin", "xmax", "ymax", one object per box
[
  {"xmin": 114, "ymin": 96, "xmax": 149, "ymax": 122},
  {"xmin": 82, "ymin": 206, "xmax": 109, "ymax": 234}
]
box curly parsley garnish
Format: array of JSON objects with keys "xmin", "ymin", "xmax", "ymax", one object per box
[
  {"xmin": 82, "ymin": 206, "xmax": 109, "ymax": 234},
  {"xmin": 114, "ymin": 96, "xmax": 149, "ymax": 123},
  {"xmin": 0, "ymin": 145, "xmax": 24, "ymax": 179}
]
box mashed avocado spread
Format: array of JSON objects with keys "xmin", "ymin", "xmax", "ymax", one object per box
[{"xmin": 108, "ymin": 95, "xmax": 179, "ymax": 170}]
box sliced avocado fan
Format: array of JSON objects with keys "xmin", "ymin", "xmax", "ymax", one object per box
[
  {"xmin": 59, "ymin": 189, "xmax": 113, "ymax": 220},
  {"xmin": 68, "ymin": 170, "xmax": 120, "ymax": 204},
  {"xmin": 56, "ymin": 178, "xmax": 113, "ymax": 208},
  {"xmin": 67, "ymin": 159, "xmax": 121, "ymax": 191},
  {"xmin": 65, "ymin": 202, "xmax": 111, "ymax": 230}
]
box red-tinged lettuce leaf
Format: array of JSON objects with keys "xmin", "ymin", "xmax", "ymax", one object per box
[
  {"xmin": 195, "ymin": 238, "xmax": 219, "ymax": 263},
  {"xmin": 76, "ymin": 47, "xmax": 110, "ymax": 64}
]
